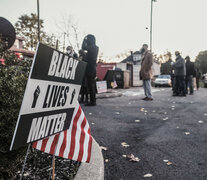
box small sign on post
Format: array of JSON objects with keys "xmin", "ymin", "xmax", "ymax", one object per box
[{"xmin": 10, "ymin": 43, "xmax": 86, "ymax": 150}]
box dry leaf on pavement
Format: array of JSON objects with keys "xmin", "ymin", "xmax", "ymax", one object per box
[
  {"xmin": 100, "ymin": 146, "xmax": 108, "ymax": 151},
  {"xmin": 121, "ymin": 142, "xmax": 130, "ymax": 147},
  {"xmin": 127, "ymin": 154, "xmax": 140, "ymax": 162},
  {"xmin": 135, "ymin": 120, "xmax": 140, "ymax": 123},
  {"xmin": 167, "ymin": 161, "xmax": 173, "ymax": 166},
  {"xmin": 144, "ymin": 174, "xmax": 153, "ymax": 178},
  {"xmin": 163, "ymin": 117, "xmax": 169, "ymax": 121},
  {"xmin": 140, "ymin": 108, "xmax": 145, "ymax": 112}
]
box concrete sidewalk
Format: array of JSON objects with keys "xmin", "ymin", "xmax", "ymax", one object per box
[{"xmin": 74, "ymin": 139, "xmax": 104, "ymax": 180}]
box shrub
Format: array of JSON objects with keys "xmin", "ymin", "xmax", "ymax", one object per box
[{"xmin": 0, "ymin": 49, "xmax": 31, "ymax": 179}]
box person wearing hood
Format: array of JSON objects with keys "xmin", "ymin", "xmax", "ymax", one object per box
[
  {"xmin": 139, "ymin": 44, "xmax": 153, "ymax": 101},
  {"xmin": 185, "ymin": 56, "xmax": 195, "ymax": 95},
  {"xmin": 172, "ymin": 51, "xmax": 186, "ymax": 96},
  {"xmin": 82, "ymin": 34, "xmax": 99, "ymax": 106}
]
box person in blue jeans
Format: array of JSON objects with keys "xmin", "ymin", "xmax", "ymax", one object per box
[{"xmin": 139, "ymin": 44, "xmax": 153, "ymax": 101}]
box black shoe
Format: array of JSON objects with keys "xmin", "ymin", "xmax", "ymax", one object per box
[
  {"xmin": 172, "ymin": 93, "xmax": 178, "ymax": 96},
  {"xmin": 85, "ymin": 102, "xmax": 96, "ymax": 106}
]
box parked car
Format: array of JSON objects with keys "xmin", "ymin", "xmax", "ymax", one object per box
[{"xmin": 154, "ymin": 74, "xmax": 171, "ymax": 87}]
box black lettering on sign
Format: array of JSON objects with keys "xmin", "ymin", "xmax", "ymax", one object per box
[{"xmin": 43, "ymin": 85, "xmax": 69, "ymax": 108}]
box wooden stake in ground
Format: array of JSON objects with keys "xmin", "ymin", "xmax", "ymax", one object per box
[{"xmin": 52, "ymin": 155, "xmax": 55, "ymax": 180}]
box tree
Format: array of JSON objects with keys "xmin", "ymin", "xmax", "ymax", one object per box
[
  {"xmin": 195, "ymin": 50, "xmax": 207, "ymax": 74},
  {"xmin": 15, "ymin": 13, "xmax": 56, "ymax": 50},
  {"xmin": 55, "ymin": 15, "xmax": 82, "ymax": 53}
]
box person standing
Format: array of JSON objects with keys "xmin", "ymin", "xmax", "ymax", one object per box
[
  {"xmin": 195, "ymin": 68, "xmax": 201, "ymax": 90},
  {"xmin": 172, "ymin": 51, "xmax": 186, "ymax": 96},
  {"xmin": 82, "ymin": 34, "xmax": 99, "ymax": 106},
  {"xmin": 66, "ymin": 46, "xmax": 78, "ymax": 59},
  {"xmin": 185, "ymin": 56, "xmax": 195, "ymax": 95},
  {"xmin": 139, "ymin": 44, "xmax": 153, "ymax": 101}
]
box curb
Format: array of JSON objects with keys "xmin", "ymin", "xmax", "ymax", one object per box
[
  {"xmin": 74, "ymin": 139, "xmax": 104, "ymax": 180},
  {"xmin": 96, "ymin": 92, "xmax": 122, "ymax": 99}
]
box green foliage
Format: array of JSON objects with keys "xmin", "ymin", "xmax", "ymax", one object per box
[
  {"xmin": 195, "ymin": 50, "xmax": 207, "ymax": 74},
  {"xmin": 15, "ymin": 13, "xmax": 56, "ymax": 50},
  {"xmin": 0, "ymin": 49, "xmax": 32, "ymax": 179}
]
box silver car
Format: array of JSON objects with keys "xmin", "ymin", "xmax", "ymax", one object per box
[{"xmin": 155, "ymin": 75, "xmax": 172, "ymax": 87}]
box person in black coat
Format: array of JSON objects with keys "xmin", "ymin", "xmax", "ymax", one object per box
[
  {"xmin": 185, "ymin": 56, "xmax": 195, "ymax": 95},
  {"xmin": 82, "ymin": 34, "xmax": 99, "ymax": 106}
]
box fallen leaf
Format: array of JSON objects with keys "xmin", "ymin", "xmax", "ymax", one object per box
[
  {"xmin": 167, "ymin": 161, "xmax": 173, "ymax": 166},
  {"xmin": 100, "ymin": 146, "xmax": 108, "ymax": 151},
  {"xmin": 122, "ymin": 155, "xmax": 127, "ymax": 158},
  {"xmin": 185, "ymin": 132, "xmax": 190, "ymax": 135},
  {"xmin": 163, "ymin": 117, "xmax": 169, "ymax": 121},
  {"xmin": 135, "ymin": 120, "xmax": 140, "ymax": 123},
  {"xmin": 140, "ymin": 108, "xmax": 145, "ymax": 112},
  {"xmin": 144, "ymin": 174, "xmax": 153, "ymax": 178},
  {"xmin": 127, "ymin": 154, "xmax": 140, "ymax": 162},
  {"xmin": 163, "ymin": 160, "xmax": 169, "ymax": 162},
  {"xmin": 115, "ymin": 112, "xmax": 120, "ymax": 115},
  {"xmin": 121, "ymin": 142, "xmax": 130, "ymax": 147},
  {"xmin": 198, "ymin": 121, "xmax": 203, "ymax": 123}
]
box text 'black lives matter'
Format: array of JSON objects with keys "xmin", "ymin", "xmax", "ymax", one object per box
[{"xmin": 10, "ymin": 43, "xmax": 86, "ymax": 150}]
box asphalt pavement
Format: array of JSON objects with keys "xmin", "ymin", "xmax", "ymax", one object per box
[{"xmin": 82, "ymin": 87, "xmax": 207, "ymax": 180}]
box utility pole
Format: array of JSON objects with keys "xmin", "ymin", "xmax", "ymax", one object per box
[
  {"xmin": 150, "ymin": 0, "xmax": 156, "ymax": 52},
  {"xmin": 37, "ymin": 0, "xmax": 40, "ymax": 41}
]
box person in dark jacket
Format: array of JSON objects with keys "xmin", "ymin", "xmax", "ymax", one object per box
[
  {"xmin": 195, "ymin": 68, "xmax": 201, "ymax": 90},
  {"xmin": 79, "ymin": 49, "xmax": 88, "ymax": 104},
  {"xmin": 185, "ymin": 56, "xmax": 195, "ymax": 95},
  {"xmin": 82, "ymin": 34, "xmax": 99, "ymax": 106},
  {"xmin": 172, "ymin": 51, "xmax": 186, "ymax": 96}
]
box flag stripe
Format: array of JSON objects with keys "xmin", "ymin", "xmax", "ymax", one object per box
[
  {"xmin": 41, "ymin": 137, "xmax": 49, "ymax": 152},
  {"xmin": 49, "ymin": 134, "xmax": 59, "ymax": 154},
  {"xmin": 59, "ymin": 130, "xmax": 67, "ymax": 157},
  {"xmin": 72, "ymin": 112, "xmax": 84, "ymax": 160},
  {"xmin": 86, "ymin": 129, "xmax": 92, "ymax": 163},
  {"xmin": 68, "ymin": 106, "xmax": 82, "ymax": 159},
  {"xmin": 77, "ymin": 116, "xmax": 87, "ymax": 161}
]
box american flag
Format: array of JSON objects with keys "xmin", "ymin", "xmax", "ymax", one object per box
[{"xmin": 32, "ymin": 104, "xmax": 93, "ymax": 163}]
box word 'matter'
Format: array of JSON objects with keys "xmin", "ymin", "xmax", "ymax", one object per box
[
  {"xmin": 48, "ymin": 50, "xmax": 79, "ymax": 80},
  {"xmin": 27, "ymin": 112, "xmax": 66, "ymax": 143}
]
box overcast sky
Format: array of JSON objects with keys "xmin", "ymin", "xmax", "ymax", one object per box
[{"xmin": 1, "ymin": 0, "xmax": 207, "ymax": 61}]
